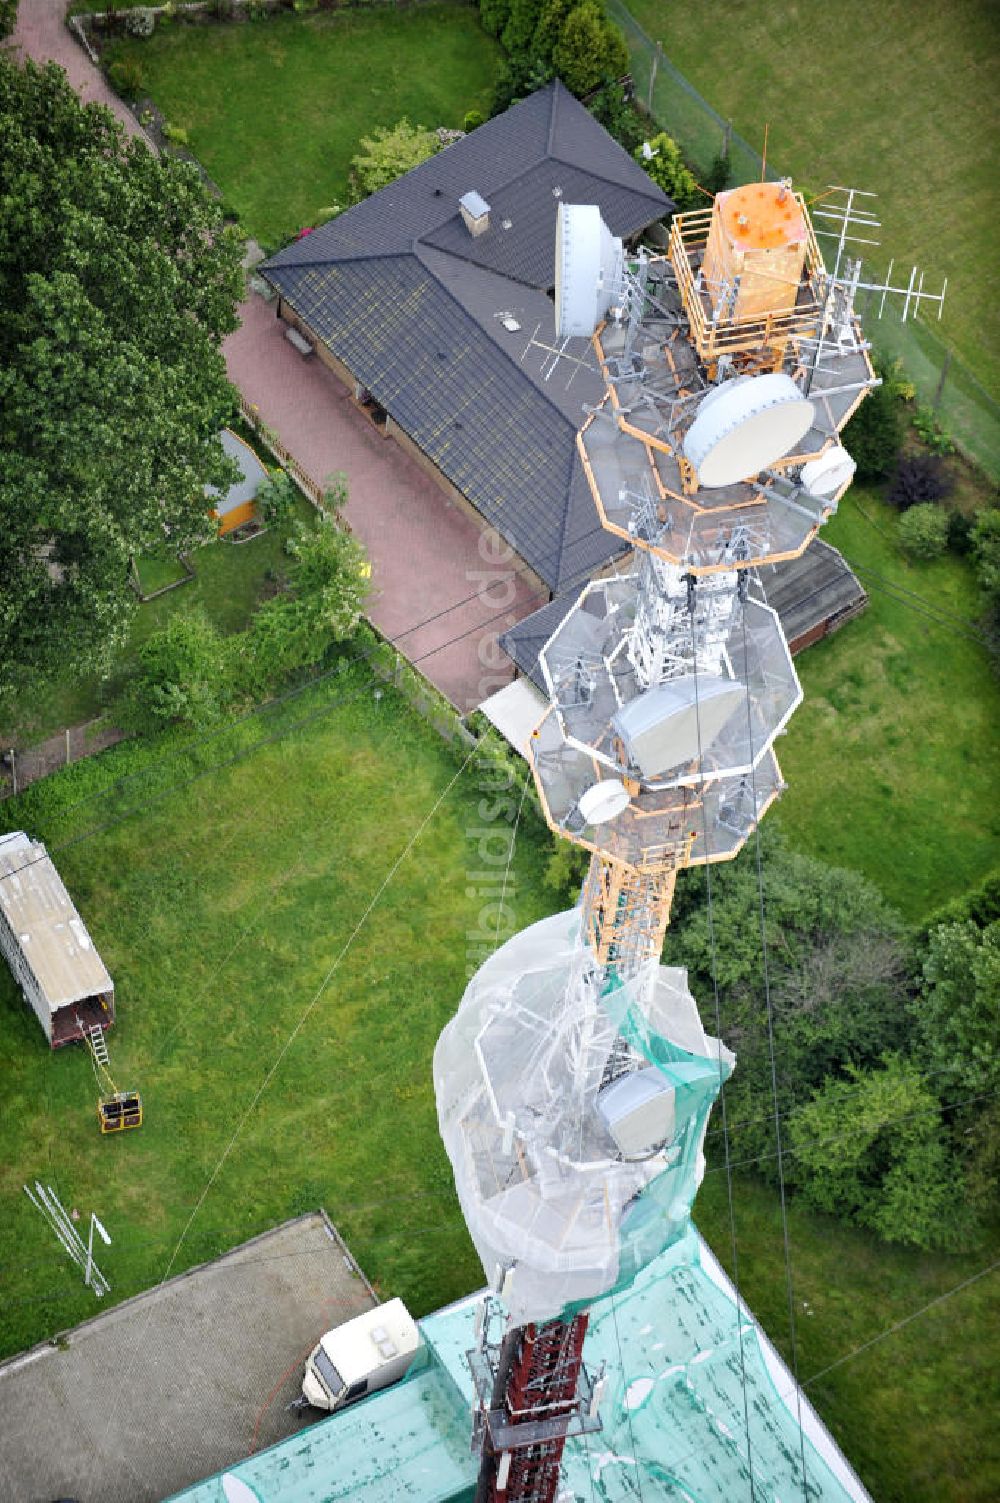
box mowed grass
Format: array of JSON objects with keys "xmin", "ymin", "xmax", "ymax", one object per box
[
  {"xmin": 109, "ymin": 5, "xmax": 502, "ymax": 246},
  {"xmin": 0, "ymin": 667, "xmax": 998, "ymax": 1500},
  {"xmin": 624, "ymin": 0, "xmax": 1000, "ymax": 394},
  {"xmin": 772, "ymin": 487, "xmax": 1000, "ymax": 920}
]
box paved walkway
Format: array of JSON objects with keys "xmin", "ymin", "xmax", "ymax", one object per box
[
  {"xmin": 12, "ymin": 4, "xmax": 544, "ymax": 711},
  {"xmin": 11, "ymin": 0, "xmax": 153, "ymax": 143},
  {"xmin": 226, "ymin": 298, "xmax": 545, "ymax": 710}
]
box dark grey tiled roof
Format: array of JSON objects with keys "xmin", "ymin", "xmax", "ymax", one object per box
[
  {"xmin": 262, "ymin": 81, "xmax": 668, "ymax": 591},
  {"xmin": 502, "ymin": 542, "xmax": 867, "ymax": 688},
  {"xmin": 756, "ymin": 539, "xmax": 867, "ymax": 646}
]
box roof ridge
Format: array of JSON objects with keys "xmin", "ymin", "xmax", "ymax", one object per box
[
  {"xmin": 263, "ymin": 247, "xmax": 412, "ymax": 279},
  {"xmin": 546, "ymin": 149, "xmax": 671, "ymax": 210}
]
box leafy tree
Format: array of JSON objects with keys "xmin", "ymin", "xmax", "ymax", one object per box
[
  {"xmin": 349, "ymin": 118, "xmax": 439, "ymax": 201},
  {"xmin": 250, "ymin": 517, "xmax": 370, "ymax": 680},
  {"xmin": 479, "ymin": 0, "xmax": 512, "ymax": 38},
  {"xmin": 532, "ymin": 0, "xmax": 576, "ymax": 64},
  {"xmin": 634, "ymin": 132, "xmax": 701, "ymax": 211},
  {"xmin": 552, "ymin": 3, "xmax": 628, "ymax": 98},
  {"xmin": 666, "ymin": 833, "xmax": 912, "ymax": 1180},
  {"xmin": 0, "ymin": 1, "xmax": 18, "ymax": 42},
  {"xmin": 788, "ymin": 1056, "xmax": 963, "ymax": 1250},
  {"xmin": 897, "ymin": 501, "xmax": 949, "ymax": 560},
  {"xmin": 124, "ymin": 609, "xmax": 231, "ymax": 733},
  {"xmin": 502, "ymin": 0, "xmax": 543, "ymax": 56},
  {"xmin": 0, "ymin": 58, "xmax": 243, "ymax": 710},
  {"xmin": 842, "ymin": 356, "xmax": 905, "ymax": 481},
  {"xmin": 916, "ymin": 921, "xmax": 1000, "ymax": 1102}
]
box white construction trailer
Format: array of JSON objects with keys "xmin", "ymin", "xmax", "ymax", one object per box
[{"xmin": 0, "ymin": 831, "xmax": 114, "ymax": 1048}]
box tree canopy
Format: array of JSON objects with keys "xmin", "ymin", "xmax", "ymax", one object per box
[{"xmin": 0, "ymin": 58, "xmax": 244, "ymax": 707}]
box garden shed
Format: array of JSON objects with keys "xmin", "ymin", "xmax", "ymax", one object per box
[{"xmin": 206, "ymin": 428, "xmax": 268, "ymax": 536}]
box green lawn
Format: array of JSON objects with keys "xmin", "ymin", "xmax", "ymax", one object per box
[
  {"xmin": 0, "ymin": 666, "xmax": 998, "ymax": 1501},
  {"xmin": 618, "ymin": 0, "xmax": 1000, "ymax": 397},
  {"xmin": 108, "ymin": 4, "xmax": 502, "ymax": 246},
  {"xmin": 773, "ymin": 487, "xmax": 1000, "ymax": 921}
]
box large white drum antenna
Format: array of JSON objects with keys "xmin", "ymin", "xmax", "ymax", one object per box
[
  {"xmin": 554, "ymin": 203, "xmax": 624, "ymax": 340},
  {"xmin": 683, "ymin": 373, "xmax": 816, "ymax": 488}
]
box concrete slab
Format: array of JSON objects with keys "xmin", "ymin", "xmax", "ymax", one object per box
[{"xmin": 0, "ymin": 1213, "xmax": 376, "ymax": 1503}]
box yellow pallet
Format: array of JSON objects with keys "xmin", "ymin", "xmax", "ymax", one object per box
[{"xmin": 98, "ymin": 1091, "xmax": 143, "ymax": 1134}]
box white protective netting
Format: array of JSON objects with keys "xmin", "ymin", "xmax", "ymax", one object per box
[{"xmin": 434, "ymin": 908, "xmax": 734, "ymax": 1325}]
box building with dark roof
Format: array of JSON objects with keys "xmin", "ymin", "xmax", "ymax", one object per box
[{"xmin": 262, "ymin": 80, "xmax": 669, "ymax": 595}]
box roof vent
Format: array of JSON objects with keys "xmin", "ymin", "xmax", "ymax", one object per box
[{"xmin": 459, "ymin": 191, "xmax": 490, "ymax": 238}]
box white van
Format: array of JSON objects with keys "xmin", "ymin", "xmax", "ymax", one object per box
[{"xmin": 301, "ymin": 1298, "xmax": 421, "ymax": 1412}]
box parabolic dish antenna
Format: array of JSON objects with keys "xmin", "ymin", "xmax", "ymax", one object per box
[
  {"xmin": 222, "ymin": 1476, "xmax": 262, "ymax": 1503},
  {"xmin": 683, "ymin": 373, "xmax": 816, "ymax": 488},
  {"xmin": 554, "ymin": 203, "xmax": 624, "ymax": 340},
  {"xmin": 800, "ymin": 444, "xmax": 856, "ymax": 498},
  {"xmin": 578, "ymin": 778, "xmax": 630, "ymax": 826}
]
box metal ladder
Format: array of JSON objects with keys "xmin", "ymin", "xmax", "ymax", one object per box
[{"xmin": 88, "ymin": 1022, "xmax": 110, "ymax": 1069}]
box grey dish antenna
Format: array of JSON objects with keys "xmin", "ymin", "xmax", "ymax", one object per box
[
  {"xmin": 554, "ymin": 203, "xmax": 624, "ymax": 339},
  {"xmin": 683, "ymin": 374, "xmax": 815, "ymax": 488}
]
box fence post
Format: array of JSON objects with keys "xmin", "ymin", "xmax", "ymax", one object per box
[
  {"xmin": 65, "ymin": 729, "xmax": 71, "ymax": 766},
  {"xmin": 933, "ymin": 350, "xmax": 952, "ymax": 413},
  {"xmin": 648, "ymin": 41, "xmax": 662, "ymax": 114},
  {"xmin": 723, "ymin": 118, "xmax": 732, "ymax": 156},
  {"xmin": 9, "ymin": 748, "xmax": 16, "ymax": 798}
]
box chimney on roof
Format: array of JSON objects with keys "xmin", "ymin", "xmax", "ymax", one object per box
[{"xmin": 459, "ymin": 191, "xmax": 490, "ymax": 238}]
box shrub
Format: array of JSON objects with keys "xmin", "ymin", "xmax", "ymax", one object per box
[
  {"xmin": 492, "ymin": 54, "xmax": 553, "ymax": 115},
  {"xmin": 249, "ymin": 516, "xmax": 370, "ymax": 680},
  {"xmin": 123, "ymin": 609, "xmax": 230, "ymax": 734},
  {"xmin": 970, "ymin": 508, "xmax": 1000, "ymax": 599},
  {"xmin": 552, "ymin": 3, "xmax": 628, "ymax": 97},
  {"xmin": 349, "ymin": 119, "xmax": 439, "ymax": 200},
  {"xmin": 463, "ymin": 109, "xmax": 485, "ymax": 133},
  {"xmin": 0, "ymin": 0, "xmax": 18, "ymax": 44},
  {"xmin": 897, "ymin": 501, "xmax": 949, "ymax": 560},
  {"xmin": 532, "ymin": 0, "xmax": 576, "ymax": 64},
  {"xmin": 842, "ymin": 357, "xmax": 904, "ymax": 481},
  {"xmin": 162, "ymin": 123, "xmax": 189, "ymax": 148},
  {"xmin": 212, "ymin": 0, "xmax": 236, "ymax": 17},
  {"xmin": 255, "ymin": 471, "xmax": 297, "ymax": 526},
  {"xmin": 107, "ymin": 58, "xmax": 145, "ymax": 101},
  {"xmin": 704, "ymin": 149, "xmax": 731, "ymax": 195},
  {"xmin": 947, "ymin": 508, "xmax": 973, "ymax": 556},
  {"xmin": 588, "ymin": 79, "xmax": 644, "ymax": 152},
  {"xmin": 479, "ymin": 0, "xmax": 512, "ymax": 38},
  {"xmin": 886, "ymin": 452, "xmax": 953, "ymax": 510},
  {"xmin": 634, "ymin": 132, "xmax": 700, "ymax": 211},
  {"xmin": 913, "ymin": 404, "xmax": 956, "ymax": 455},
  {"xmin": 124, "ymin": 6, "xmax": 156, "ymax": 37}
]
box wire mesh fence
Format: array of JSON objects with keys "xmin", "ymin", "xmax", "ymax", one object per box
[{"xmin": 608, "ymin": 0, "xmax": 1000, "ymax": 480}]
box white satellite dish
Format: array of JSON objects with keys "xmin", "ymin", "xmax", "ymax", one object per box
[
  {"xmin": 222, "ymin": 1476, "xmax": 261, "ymax": 1503},
  {"xmin": 554, "ymin": 203, "xmax": 624, "ymax": 340},
  {"xmin": 800, "ymin": 444, "xmax": 856, "ymax": 498},
  {"xmin": 578, "ymin": 778, "xmax": 630, "ymax": 825},
  {"xmin": 683, "ymin": 374, "xmax": 816, "ymax": 488}
]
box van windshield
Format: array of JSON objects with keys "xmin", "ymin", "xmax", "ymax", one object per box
[{"xmin": 314, "ymin": 1348, "xmax": 344, "ymax": 1398}]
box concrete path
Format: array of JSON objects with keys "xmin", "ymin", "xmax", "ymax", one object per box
[
  {"xmin": 11, "ymin": 4, "xmax": 545, "ymax": 711},
  {"xmin": 226, "ymin": 298, "xmax": 546, "ymax": 711}
]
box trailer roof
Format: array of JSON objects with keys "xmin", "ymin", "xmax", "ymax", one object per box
[{"xmin": 0, "ymin": 832, "xmax": 113, "ymax": 1011}]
